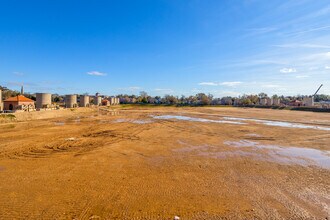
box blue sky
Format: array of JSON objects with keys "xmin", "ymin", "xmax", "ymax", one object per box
[{"xmin": 0, "ymin": 0, "xmax": 329, "ymax": 97}]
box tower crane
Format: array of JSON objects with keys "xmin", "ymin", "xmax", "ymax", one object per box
[{"xmin": 313, "ymin": 84, "xmax": 323, "ymax": 97}]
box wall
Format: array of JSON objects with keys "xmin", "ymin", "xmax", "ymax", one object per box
[
  {"xmin": 0, "ymin": 90, "xmax": 2, "ymax": 111},
  {"xmin": 4, "ymin": 101, "xmax": 35, "ymax": 111}
]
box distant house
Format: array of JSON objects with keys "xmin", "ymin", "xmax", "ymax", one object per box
[
  {"xmin": 259, "ymin": 98, "xmax": 267, "ymax": 105},
  {"xmin": 221, "ymin": 97, "xmax": 233, "ymax": 105},
  {"xmin": 102, "ymin": 99, "xmax": 110, "ymax": 106},
  {"xmin": 3, "ymin": 95, "xmax": 35, "ymax": 111},
  {"xmin": 302, "ymin": 97, "xmax": 314, "ymax": 107},
  {"xmin": 289, "ymin": 100, "xmax": 303, "ymax": 107},
  {"xmin": 272, "ymin": 98, "xmax": 280, "ymax": 106},
  {"xmin": 318, "ymin": 101, "xmax": 330, "ymax": 109}
]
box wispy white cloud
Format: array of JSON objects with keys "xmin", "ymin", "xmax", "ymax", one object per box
[
  {"xmin": 118, "ymin": 86, "xmax": 142, "ymax": 91},
  {"xmin": 154, "ymin": 88, "xmax": 174, "ymax": 94},
  {"xmin": 214, "ymin": 90, "xmax": 242, "ymax": 97},
  {"xmin": 296, "ymin": 75, "xmax": 309, "ymax": 78},
  {"xmin": 13, "ymin": 72, "xmax": 24, "ymax": 76},
  {"xmin": 288, "ymin": 25, "xmax": 330, "ymax": 36},
  {"xmin": 87, "ymin": 71, "xmax": 107, "ymax": 76},
  {"xmin": 5, "ymin": 81, "xmax": 25, "ymax": 87},
  {"xmin": 199, "ymin": 81, "xmax": 242, "ymax": 87},
  {"xmin": 261, "ymin": 84, "xmax": 281, "ymax": 88},
  {"xmin": 325, "ymin": 65, "xmax": 330, "ymax": 69},
  {"xmin": 273, "ymin": 43, "xmax": 330, "ymax": 49},
  {"xmin": 198, "ymin": 82, "xmax": 218, "ymax": 86},
  {"xmin": 246, "ymin": 27, "xmax": 278, "ymax": 35},
  {"xmin": 280, "ymin": 68, "xmax": 297, "ymax": 73},
  {"xmin": 220, "ymin": 81, "xmax": 243, "ymax": 87}
]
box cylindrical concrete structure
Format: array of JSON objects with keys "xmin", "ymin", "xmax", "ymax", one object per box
[
  {"xmin": 109, "ymin": 97, "xmax": 114, "ymax": 105},
  {"xmin": 79, "ymin": 95, "xmax": 90, "ymax": 107},
  {"xmin": 65, "ymin": 95, "xmax": 77, "ymax": 108},
  {"xmin": 94, "ymin": 96, "xmax": 102, "ymax": 106},
  {"xmin": 0, "ymin": 90, "xmax": 3, "ymax": 111},
  {"xmin": 36, "ymin": 93, "xmax": 52, "ymax": 109}
]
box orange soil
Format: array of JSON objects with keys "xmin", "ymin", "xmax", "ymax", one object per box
[{"xmin": 0, "ymin": 106, "xmax": 329, "ymax": 219}]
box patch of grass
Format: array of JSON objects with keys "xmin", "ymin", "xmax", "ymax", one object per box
[
  {"xmin": 3, "ymin": 124, "xmax": 16, "ymax": 129},
  {"xmin": 0, "ymin": 114, "xmax": 16, "ymax": 120}
]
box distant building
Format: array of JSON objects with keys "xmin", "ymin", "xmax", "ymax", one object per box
[
  {"xmin": 319, "ymin": 101, "xmax": 330, "ymax": 109},
  {"xmin": 102, "ymin": 99, "xmax": 110, "ymax": 106},
  {"xmin": 272, "ymin": 98, "xmax": 280, "ymax": 106},
  {"xmin": 94, "ymin": 93, "xmax": 102, "ymax": 106},
  {"xmin": 0, "ymin": 89, "xmax": 3, "ymax": 111},
  {"xmin": 233, "ymin": 98, "xmax": 241, "ymax": 106},
  {"xmin": 302, "ymin": 97, "xmax": 314, "ymax": 107},
  {"xmin": 221, "ymin": 97, "xmax": 232, "ymax": 105},
  {"xmin": 266, "ymin": 98, "xmax": 272, "ymax": 106},
  {"xmin": 108, "ymin": 97, "xmax": 120, "ymax": 105},
  {"xmin": 289, "ymin": 100, "xmax": 302, "ymax": 107},
  {"xmin": 3, "ymin": 95, "xmax": 35, "ymax": 111},
  {"xmin": 259, "ymin": 98, "xmax": 267, "ymax": 105}
]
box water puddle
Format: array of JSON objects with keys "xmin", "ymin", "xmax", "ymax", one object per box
[
  {"xmin": 224, "ymin": 140, "xmax": 330, "ymax": 169},
  {"xmin": 175, "ymin": 140, "xmax": 330, "ymax": 169},
  {"xmin": 113, "ymin": 119, "xmax": 153, "ymax": 124},
  {"xmin": 74, "ymin": 117, "xmax": 81, "ymax": 123},
  {"xmin": 153, "ymin": 115, "xmax": 246, "ymax": 125},
  {"xmin": 223, "ymin": 117, "xmax": 330, "ymax": 131},
  {"xmin": 54, "ymin": 122, "xmax": 65, "ymax": 126},
  {"xmin": 98, "ymin": 119, "xmax": 111, "ymax": 124},
  {"xmin": 245, "ymin": 133, "xmax": 262, "ymax": 137},
  {"xmin": 173, "ymin": 140, "xmax": 210, "ymax": 152},
  {"xmin": 147, "ymin": 156, "xmax": 166, "ymax": 166},
  {"xmin": 198, "ymin": 150, "xmax": 261, "ymax": 159}
]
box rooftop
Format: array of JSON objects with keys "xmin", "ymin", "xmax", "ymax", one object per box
[{"xmin": 4, "ymin": 95, "xmax": 34, "ymax": 102}]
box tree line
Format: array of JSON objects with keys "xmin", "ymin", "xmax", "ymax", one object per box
[
  {"xmin": 117, "ymin": 91, "xmax": 330, "ymax": 105},
  {"xmin": 1, "ymin": 86, "xmax": 329, "ymax": 105}
]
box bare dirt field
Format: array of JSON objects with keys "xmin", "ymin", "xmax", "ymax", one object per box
[{"xmin": 0, "ymin": 106, "xmax": 329, "ymax": 219}]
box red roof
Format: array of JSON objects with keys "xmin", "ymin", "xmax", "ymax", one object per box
[
  {"xmin": 290, "ymin": 100, "xmax": 302, "ymax": 103},
  {"xmin": 4, "ymin": 95, "xmax": 34, "ymax": 102}
]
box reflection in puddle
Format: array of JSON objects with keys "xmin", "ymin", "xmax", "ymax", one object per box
[
  {"xmin": 223, "ymin": 117, "xmax": 330, "ymax": 131},
  {"xmin": 98, "ymin": 120, "xmax": 108, "ymax": 124},
  {"xmin": 174, "ymin": 140, "xmax": 210, "ymax": 152},
  {"xmin": 175, "ymin": 140, "xmax": 330, "ymax": 169},
  {"xmin": 153, "ymin": 115, "xmax": 246, "ymax": 125},
  {"xmin": 245, "ymin": 133, "xmax": 262, "ymax": 137},
  {"xmin": 147, "ymin": 156, "xmax": 165, "ymax": 166},
  {"xmin": 99, "ymin": 109, "xmax": 120, "ymax": 116},
  {"xmin": 113, "ymin": 119, "xmax": 153, "ymax": 124},
  {"xmin": 224, "ymin": 140, "xmax": 330, "ymax": 169},
  {"xmin": 74, "ymin": 117, "xmax": 81, "ymax": 123},
  {"xmin": 54, "ymin": 122, "xmax": 65, "ymax": 126}
]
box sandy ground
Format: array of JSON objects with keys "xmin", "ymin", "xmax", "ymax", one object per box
[{"xmin": 0, "ymin": 106, "xmax": 329, "ymax": 219}]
